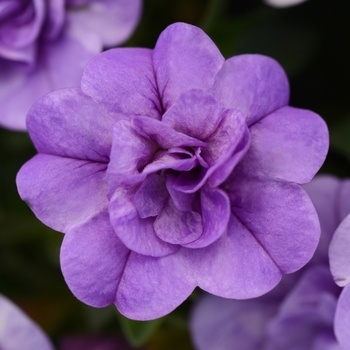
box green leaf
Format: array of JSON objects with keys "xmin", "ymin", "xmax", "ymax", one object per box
[{"xmin": 117, "ymin": 311, "xmax": 164, "ymax": 347}]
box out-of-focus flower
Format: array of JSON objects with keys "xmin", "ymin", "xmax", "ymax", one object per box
[
  {"xmin": 16, "ymin": 22, "xmax": 328, "ymax": 320},
  {"xmin": 59, "ymin": 335, "xmax": 133, "ymax": 350},
  {"xmin": 0, "ymin": 0, "xmax": 142, "ymax": 130},
  {"xmin": 328, "ymin": 180, "xmax": 350, "ymax": 349},
  {"xmin": 190, "ymin": 175, "xmax": 350, "ymax": 350},
  {"xmin": 263, "ymin": 0, "xmax": 308, "ymax": 8},
  {"xmin": 0, "ymin": 294, "xmax": 54, "ymax": 350}
]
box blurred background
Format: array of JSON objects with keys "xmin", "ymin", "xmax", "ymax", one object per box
[{"xmin": 1, "ymin": 0, "xmax": 349, "ymax": 348}]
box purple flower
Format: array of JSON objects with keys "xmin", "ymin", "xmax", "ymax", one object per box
[
  {"xmin": 16, "ymin": 22, "xmax": 328, "ymax": 320},
  {"xmin": 0, "ymin": 294, "xmax": 54, "ymax": 350},
  {"xmin": 60, "ymin": 335, "xmax": 133, "ymax": 350},
  {"xmin": 0, "ymin": 0, "xmax": 142, "ymax": 130},
  {"xmin": 190, "ymin": 175, "xmax": 350, "ymax": 350}
]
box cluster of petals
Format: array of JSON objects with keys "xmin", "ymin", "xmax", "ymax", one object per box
[
  {"xmin": 0, "ymin": 0, "xmax": 142, "ymax": 130},
  {"xmin": 191, "ymin": 175, "xmax": 350, "ymax": 350},
  {"xmin": 16, "ymin": 22, "xmax": 328, "ymax": 320}
]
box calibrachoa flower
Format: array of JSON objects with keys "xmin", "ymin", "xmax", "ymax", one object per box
[
  {"xmin": 329, "ymin": 179, "xmax": 350, "ymax": 349},
  {"xmin": 0, "ymin": 294, "xmax": 54, "ymax": 350},
  {"xmin": 0, "ymin": 0, "xmax": 142, "ymax": 130},
  {"xmin": 263, "ymin": 0, "xmax": 308, "ymax": 8},
  {"xmin": 16, "ymin": 22, "xmax": 328, "ymax": 320},
  {"xmin": 190, "ymin": 175, "xmax": 350, "ymax": 350}
]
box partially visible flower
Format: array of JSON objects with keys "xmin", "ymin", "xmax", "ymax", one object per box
[
  {"xmin": 263, "ymin": 0, "xmax": 308, "ymax": 8},
  {"xmin": 0, "ymin": 294, "xmax": 54, "ymax": 350},
  {"xmin": 191, "ymin": 266, "xmax": 340, "ymax": 350},
  {"xmin": 59, "ymin": 334, "xmax": 133, "ymax": 350},
  {"xmin": 16, "ymin": 22, "xmax": 328, "ymax": 320},
  {"xmin": 328, "ymin": 180, "xmax": 350, "ymax": 349},
  {"xmin": 0, "ymin": 0, "xmax": 142, "ymax": 130},
  {"xmin": 190, "ymin": 175, "xmax": 350, "ymax": 350}
]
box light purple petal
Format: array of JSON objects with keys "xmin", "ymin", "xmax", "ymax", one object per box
[
  {"xmin": 193, "ymin": 215, "xmax": 282, "ymax": 298},
  {"xmin": 166, "ymin": 174, "xmax": 196, "ymax": 212},
  {"xmin": 0, "ymin": 295, "xmax": 54, "ymax": 350},
  {"xmin": 66, "ymin": 0, "xmax": 142, "ymax": 47},
  {"xmin": 0, "ymin": 0, "xmax": 44, "ymax": 49},
  {"xmin": 142, "ymin": 151, "xmax": 198, "ymax": 174},
  {"xmin": 205, "ymin": 113, "xmax": 250, "ymax": 187},
  {"xmin": 43, "ymin": 0, "xmax": 65, "ymax": 40},
  {"xmin": 171, "ymin": 110, "xmax": 248, "ymax": 193},
  {"xmin": 227, "ymin": 175, "xmax": 320, "ymax": 273},
  {"xmin": 0, "ymin": 27, "xmax": 101, "ymax": 130},
  {"xmin": 109, "ymin": 186, "xmax": 179, "ymax": 257},
  {"xmin": 154, "ymin": 198, "xmax": 203, "ymax": 245},
  {"xmin": 153, "ymin": 22, "xmax": 225, "ymax": 111},
  {"xmin": 61, "ymin": 211, "xmax": 129, "ymax": 307},
  {"xmin": 81, "ymin": 48, "xmax": 161, "ymax": 119},
  {"xmin": 16, "ymin": 154, "xmax": 108, "ymax": 232},
  {"xmin": 211, "ymin": 54, "xmax": 290, "ymax": 126},
  {"xmin": 311, "ymin": 331, "xmax": 340, "ymax": 350},
  {"xmin": 184, "ymin": 186, "xmax": 230, "ymax": 249},
  {"xmin": 334, "ymin": 283, "xmax": 350, "ymax": 349},
  {"xmin": 107, "ymin": 119, "xmax": 155, "ymax": 191},
  {"xmin": 329, "ymin": 214, "xmax": 350, "ymax": 287},
  {"xmin": 303, "ymin": 175, "xmax": 344, "ymax": 265},
  {"xmin": 132, "ymin": 115, "xmax": 207, "ymax": 149},
  {"xmin": 162, "ymin": 89, "xmax": 223, "ymax": 140},
  {"xmin": 27, "ymin": 88, "xmax": 117, "ymax": 162},
  {"xmin": 238, "ymin": 106, "xmax": 329, "ymax": 184},
  {"xmin": 190, "ymin": 294, "xmax": 278, "ymax": 350},
  {"xmin": 115, "ymin": 252, "xmax": 195, "ymax": 320},
  {"xmin": 133, "ymin": 173, "xmax": 168, "ymax": 219},
  {"xmin": 115, "ymin": 215, "xmax": 282, "ymax": 320},
  {"xmin": 265, "ymin": 266, "xmax": 339, "ymax": 350}
]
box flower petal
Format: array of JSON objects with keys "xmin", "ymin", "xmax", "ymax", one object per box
[
  {"xmin": 153, "ymin": 22, "xmax": 224, "ymax": 111},
  {"xmin": 132, "ymin": 115, "xmax": 207, "ymax": 149},
  {"xmin": 302, "ymin": 175, "xmax": 345, "ymax": 265},
  {"xmin": 227, "ymin": 175, "xmax": 320, "ymax": 274},
  {"xmin": 266, "ymin": 266, "xmax": 339, "ymax": 350},
  {"xmin": 329, "ymin": 214, "xmax": 350, "ymax": 287},
  {"xmin": 107, "ymin": 119, "xmax": 155, "ymax": 190},
  {"xmin": 109, "ymin": 187, "xmax": 179, "ymax": 257},
  {"xmin": 334, "ymin": 283, "xmax": 350, "ymax": 349},
  {"xmin": 184, "ymin": 186, "xmax": 230, "ymax": 249},
  {"xmin": 27, "ymin": 88, "xmax": 117, "ymax": 162},
  {"xmin": 66, "ymin": 0, "xmax": 142, "ymax": 47},
  {"xmin": 0, "ymin": 294, "xmax": 54, "ymax": 350},
  {"xmin": 0, "ymin": 27, "xmax": 101, "ymax": 130},
  {"xmin": 211, "ymin": 54, "xmax": 290, "ymax": 126},
  {"xmin": 115, "ymin": 252, "xmax": 195, "ymax": 320},
  {"xmin": 133, "ymin": 173, "xmax": 168, "ymax": 219},
  {"xmin": 16, "ymin": 154, "xmax": 108, "ymax": 232},
  {"xmin": 81, "ymin": 48, "xmax": 161, "ymax": 119},
  {"xmin": 162, "ymin": 89, "xmax": 223, "ymax": 140},
  {"xmin": 193, "ymin": 215, "xmax": 282, "ymax": 298},
  {"xmin": 237, "ymin": 106, "xmax": 328, "ymax": 184},
  {"xmin": 190, "ymin": 294, "xmax": 278, "ymax": 350},
  {"xmin": 171, "ymin": 110, "xmax": 249, "ymax": 192},
  {"xmin": 154, "ymin": 198, "xmax": 203, "ymax": 245},
  {"xmin": 0, "ymin": 0, "xmax": 45, "ymax": 49},
  {"xmin": 61, "ymin": 211, "xmax": 129, "ymax": 307},
  {"xmin": 114, "ymin": 214, "xmax": 282, "ymax": 320}
]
